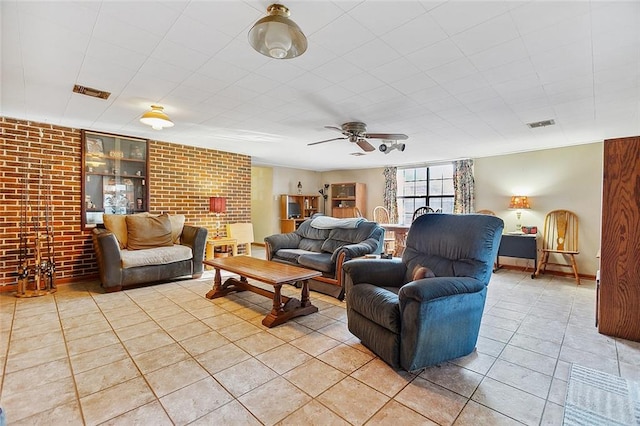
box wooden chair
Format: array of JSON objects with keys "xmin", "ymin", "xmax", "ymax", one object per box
[
  {"xmin": 476, "ymin": 209, "xmax": 496, "ymax": 215},
  {"xmin": 412, "ymin": 206, "xmax": 434, "ymax": 222},
  {"xmin": 534, "ymin": 210, "xmax": 580, "ymax": 284},
  {"xmin": 226, "ymin": 223, "xmax": 254, "ymax": 257},
  {"xmin": 373, "ymin": 206, "xmax": 395, "ymax": 254},
  {"xmin": 354, "ymin": 207, "xmax": 363, "ymax": 218}
]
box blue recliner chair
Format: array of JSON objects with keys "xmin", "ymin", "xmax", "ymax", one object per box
[{"xmin": 342, "ymin": 213, "xmax": 504, "ymax": 371}]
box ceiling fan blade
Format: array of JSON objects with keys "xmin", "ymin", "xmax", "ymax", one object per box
[
  {"xmin": 363, "ymin": 133, "xmax": 409, "ymax": 140},
  {"xmin": 357, "ymin": 139, "xmax": 376, "ymax": 152},
  {"xmin": 308, "ymin": 137, "xmax": 347, "ymax": 146}
]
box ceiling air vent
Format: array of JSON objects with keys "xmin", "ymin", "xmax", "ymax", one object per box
[
  {"xmin": 527, "ymin": 119, "xmax": 555, "ymax": 129},
  {"xmin": 73, "ymin": 84, "xmax": 111, "ymax": 100}
]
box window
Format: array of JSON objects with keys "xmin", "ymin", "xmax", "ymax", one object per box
[{"xmin": 397, "ymin": 164, "xmax": 454, "ymax": 223}]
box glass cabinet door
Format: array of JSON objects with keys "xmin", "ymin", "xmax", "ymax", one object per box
[{"xmin": 81, "ymin": 130, "xmax": 149, "ymax": 229}]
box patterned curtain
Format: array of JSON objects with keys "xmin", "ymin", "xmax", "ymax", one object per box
[
  {"xmin": 453, "ymin": 159, "xmax": 475, "ymax": 214},
  {"xmin": 383, "ymin": 167, "xmax": 398, "ymax": 223}
]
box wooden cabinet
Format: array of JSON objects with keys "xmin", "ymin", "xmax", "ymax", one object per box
[
  {"xmin": 331, "ymin": 183, "xmax": 366, "ymax": 218},
  {"xmin": 81, "ymin": 130, "xmax": 149, "ymax": 229},
  {"xmin": 598, "ymin": 136, "xmax": 640, "ymax": 342},
  {"xmin": 280, "ymin": 194, "xmax": 319, "ymax": 233}
]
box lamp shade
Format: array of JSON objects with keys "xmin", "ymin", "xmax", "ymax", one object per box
[
  {"xmin": 209, "ymin": 197, "xmax": 227, "ymax": 214},
  {"xmin": 248, "ymin": 4, "xmax": 307, "ymax": 59},
  {"xmin": 508, "ymin": 195, "xmax": 531, "ymax": 210},
  {"xmin": 140, "ymin": 105, "xmax": 174, "ymax": 130}
]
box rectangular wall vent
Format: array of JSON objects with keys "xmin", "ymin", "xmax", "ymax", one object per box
[
  {"xmin": 73, "ymin": 84, "xmax": 111, "ymax": 100},
  {"xmin": 527, "ymin": 119, "xmax": 556, "ymax": 128}
]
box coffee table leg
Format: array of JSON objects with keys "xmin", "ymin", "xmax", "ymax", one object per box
[
  {"xmin": 205, "ymin": 268, "xmax": 222, "ymax": 299},
  {"xmin": 271, "ymin": 284, "xmax": 285, "ymax": 315},
  {"xmin": 300, "ymin": 279, "xmax": 312, "ymax": 307}
]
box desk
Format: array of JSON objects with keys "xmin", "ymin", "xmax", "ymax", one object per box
[
  {"xmin": 496, "ymin": 233, "xmax": 537, "ymax": 278},
  {"xmin": 206, "ymin": 237, "xmax": 238, "ymax": 260},
  {"xmin": 379, "ymin": 224, "xmax": 411, "ymax": 256}
]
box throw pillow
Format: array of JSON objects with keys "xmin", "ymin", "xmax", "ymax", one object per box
[
  {"xmin": 126, "ymin": 213, "xmax": 173, "ymax": 250},
  {"xmin": 412, "ymin": 265, "xmax": 436, "ymax": 281},
  {"xmin": 168, "ymin": 214, "xmax": 185, "ymax": 244},
  {"xmin": 103, "ymin": 214, "xmax": 128, "ymax": 249}
]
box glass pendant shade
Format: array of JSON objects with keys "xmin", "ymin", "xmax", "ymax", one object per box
[
  {"xmin": 248, "ymin": 4, "xmax": 307, "ymax": 59},
  {"xmin": 140, "ymin": 105, "xmax": 174, "ymax": 130}
]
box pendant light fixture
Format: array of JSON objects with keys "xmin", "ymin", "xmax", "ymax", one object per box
[
  {"xmin": 248, "ymin": 3, "xmax": 307, "ymax": 60},
  {"xmin": 140, "ymin": 105, "xmax": 174, "ymax": 130}
]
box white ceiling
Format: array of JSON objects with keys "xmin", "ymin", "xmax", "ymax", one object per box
[{"xmin": 2, "ymin": 1, "xmax": 639, "ymax": 171}]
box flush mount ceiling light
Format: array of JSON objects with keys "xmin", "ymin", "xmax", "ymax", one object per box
[
  {"xmin": 140, "ymin": 105, "xmax": 174, "ymax": 130},
  {"xmin": 248, "ymin": 3, "xmax": 307, "ymax": 59}
]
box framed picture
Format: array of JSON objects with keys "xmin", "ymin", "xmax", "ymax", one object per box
[{"xmin": 86, "ymin": 137, "xmax": 104, "ymax": 155}]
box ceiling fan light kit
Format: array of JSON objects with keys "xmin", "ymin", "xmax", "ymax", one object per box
[
  {"xmin": 140, "ymin": 105, "xmax": 174, "ymax": 130},
  {"xmin": 248, "ymin": 4, "xmax": 307, "ymax": 59},
  {"xmin": 379, "ymin": 141, "xmax": 406, "ymax": 154}
]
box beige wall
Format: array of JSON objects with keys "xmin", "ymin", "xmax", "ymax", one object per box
[
  {"xmin": 253, "ymin": 142, "xmax": 603, "ymax": 277},
  {"xmin": 475, "ymin": 142, "xmax": 603, "ymax": 276}
]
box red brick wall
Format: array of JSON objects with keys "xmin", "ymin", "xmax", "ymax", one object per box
[{"xmin": 1, "ymin": 117, "xmax": 251, "ymax": 288}]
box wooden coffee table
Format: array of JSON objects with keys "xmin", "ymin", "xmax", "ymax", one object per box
[{"xmin": 204, "ymin": 256, "xmax": 321, "ymax": 328}]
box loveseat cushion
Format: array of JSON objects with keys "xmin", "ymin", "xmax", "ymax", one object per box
[
  {"xmin": 295, "ymin": 220, "xmax": 331, "ymax": 240},
  {"xmin": 348, "ymin": 283, "xmax": 401, "ymax": 334},
  {"xmin": 321, "ymin": 222, "xmax": 380, "ymax": 254},
  {"xmin": 120, "ymin": 245, "xmax": 193, "ymax": 269},
  {"xmin": 126, "ymin": 214, "xmax": 173, "ymax": 250},
  {"xmin": 273, "ymin": 248, "xmax": 314, "ymax": 263},
  {"xmin": 297, "ymin": 252, "xmax": 334, "ymax": 273},
  {"xmin": 169, "ymin": 214, "xmax": 185, "ymax": 243},
  {"xmin": 298, "ymin": 238, "xmax": 324, "ymax": 252},
  {"xmin": 103, "ymin": 214, "xmax": 129, "ymax": 249}
]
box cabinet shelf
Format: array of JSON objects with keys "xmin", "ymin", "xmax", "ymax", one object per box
[
  {"xmin": 280, "ymin": 194, "xmax": 320, "ymax": 233},
  {"xmin": 331, "ymin": 183, "xmax": 366, "ymax": 218}
]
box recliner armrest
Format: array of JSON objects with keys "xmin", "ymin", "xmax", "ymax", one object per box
[
  {"xmin": 332, "ymin": 236, "xmax": 381, "ymax": 262},
  {"xmin": 342, "ymin": 258, "xmax": 406, "ymax": 287},
  {"xmin": 398, "ymin": 277, "xmax": 485, "ymax": 305}
]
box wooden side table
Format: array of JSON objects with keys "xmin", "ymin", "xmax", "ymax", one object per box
[{"xmin": 206, "ymin": 237, "xmax": 238, "ymax": 260}]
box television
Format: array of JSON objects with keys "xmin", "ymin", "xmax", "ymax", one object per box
[{"xmin": 288, "ymin": 202, "xmax": 302, "ymax": 218}]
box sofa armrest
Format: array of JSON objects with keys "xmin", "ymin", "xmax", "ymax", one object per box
[
  {"xmin": 92, "ymin": 228, "xmax": 123, "ymax": 288},
  {"xmin": 264, "ymin": 233, "xmax": 302, "ymax": 260},
  {"xmin": 342, "ymin": 258, "xmax": 407, "ymax": 287},
  {"xmin": 181, "ymin": 225, "xmax": 208, "ymax": 277},
  {"xmin": 398, "ymin": 277, "xmax": 485, "ymax": 306}
]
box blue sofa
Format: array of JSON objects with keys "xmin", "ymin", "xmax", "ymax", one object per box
[{"xmin": 342, "ymin": 213, "xmax": 503, "ymax": 371}]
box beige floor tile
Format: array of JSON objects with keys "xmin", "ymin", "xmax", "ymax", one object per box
[
  {"xmin": 179, "ymin": 329, "xmax": 230, "ymax": 356},
  {"xmin": 201, "ymin": 312, "xmax": 244, "ymax": 329},
  {"xmin": 190, "ymin": 400, "xmax": 261, "ymax": 425},
  {"xmin": 294, "ymin": 313, "xmax": 337, "ymax": 330},
  {"xmin": 214, "ymin": 357, "xmax": 278, "ymax": 397},
  {"xmin": 160, "ymin": 376, "xmax": 234, "ymax": 425},
  {"xmin": 132, "ymin": 342, "xmax": 190, "ymax": 374},
  {"xmin": 476, "ymin": 336, "xmax": 507, "ymax": 357},
  {"xmin": 316, "ymin": 321, "xmax": 355, "ymax": 342},
  {"xmin": 547, "ymin": 377, "xmax": 567, "ymax": 406},
  {"xmin": 509, "ymin": 332, "xmax": 562, "ymax": 358},
  {"xmin": 106, "ymin": 310, "xmax": 150, "ymax": 330},
  {"xmin": 76, "ymin": 357, "xmax": 140, "ymax": 397},
  {"xmin": 367, "ymin": 400, "xmax": 437, "ymax": 425},
  {"xmin": 395, "ymin": 376, "xmax": 467, "ymax": 425},
  {"xmin": 471, "ymin": 377, "xmax": 545, "ymax": 425},
  {"xmin": 122, "ymin": 329, "xmax": 175, "ymax": 356},
  {"xmin": 80, "ymin": 377, "xmax": 156, "ymax": 425},
  {"xmin": 283, "ymin": 358, "xmax": 346, "ymax": 397},
  {"xmin": 196, "ymin": 342, "xmax": 252, "ymax": 375},
  {"xmin": 2, "ymin": 376, "xmax": 77, "ymax": 423},
  {"xmin": 540, "ymin": 401, "xmax": 565, "ymax": 426},
  {"xmin": 69, "ymin": 342, "xmax": 129, "ymax": 374},
  {"xmin": 499, "ymin": 345, "xmax": 557, "ymax": 376},
  {"xmin": 318, "ymin": 343, "xmax": 374, "ymax": 374},
  {"xmin": 115, "ymin": 319, "xmax": 163, "ymax": 341},
  {"xmin": 420, "ymin": 362, "xmax": 484, "ymax": 398},
  {"xmin": 66, "ymin": 330, "xmax": 120, "ymax": 356},
  {"xmin": 239, "ymin": 377, "xmax": 312, "ymax": 425},
  {"xmin": 453, "ymin": 400, "xmax": 522, "ymax": 425},
  {"xmin": 101, "ymin": 400, "xmax": 173, "ymax": 426},
  {"xmin": 290, "ymin": 331, "xmax": 341, "ymax": 357},
  {"xmin": 351, "ymin": 358, "xmax": 414, "ymax": 397},
  {"xmin": 187, "ymin": 303, "xmax": 228, "ymax": 320},
  {"xmin": 266, "ymin": 321, "xmax": 313, "ymax": 342},
  {"xmin": 319, "ymin": 305, "xmax": 348, "ymax": 322},
  {"xmin": 217, "ymin": 320, "xmax": 263, "ymax": 341},
  {"xmin": 234, "ymin": 304, "xmax": 269, "ymax": 320},
  {"xmin": 11, "ymin": 400, "xmax": 84, "ymax": 426},
  {"xmin": 60, "ymin": 311, "xmax": 108, "ymax": 329},
  {"xmin": 2, "ymin": 358, "xmax": 71, "ymax": 394},
  {"xmin": 8, "ymin": 329, "xmax": 65, "ymax": 354},
  {"xmin": 165, "ymin": 320, "xmax": 212, "ymax": 341},
  {"xmin": 145, "ymin": 358, "xmax": 209, "ymax": 397},
  {"xmin": 278, "ymin": 399, "xmax": 349, "ymax": 425},
  {"xmin": 155, "ymin": 311, "xmax": 197, "ymax": 329},
  {"xmin": 146, "ymin": 304, "xmax": 187, "ymax": 321},
  {"xmin": 479, "ymin": 323, "xmax": 516, "ymax": 343},
  {"xmin": 235, "ymin": 330, "xmax": 286, "ymax": 356},
  {"xmin": 318, "ymin": 376, "xmax": 389, "ymax": 425},
  {"xmin": 488, "ymin": 359, "xmax": 552, "ymax": 399},
  {"xmin": 5, "ymin": 342, "xmax": 67, "ymax": 373},
  {"xmin": 559, "ymin": 345, "xmax": 619, "ymax": 375},
  {"xmin": 450, "ymin": 350, "xmax": 497, "ymax": 375},
  {"xmin": 256, "ymin": 343, "xmax": 313, "ymax": 375}
]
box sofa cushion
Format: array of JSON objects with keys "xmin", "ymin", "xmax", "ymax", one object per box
[
  {"xmin": 295, "ymin": 220, "xmax": 331, "ymax": 240},
  {"xmin": 321, "ymin": 221, "xmax": 379, "ymax": 254},
  {"xmin": 120, "ymin": 245, "xmax": 193, "ymax": 269},
  {"xmin": 348, "ymin": 283, "xmax": 401, "ymax": 334},
  {"xmin": 169, "ymin": 214, "xmax": 185, "ymax": 243},
  {"xmin": 126, "ymin": 213, "xmax": 173, "ymax": 250},
  {"xmin": 274, "ymin": 248, "xmax": 315, "ymax": 263},
  {"xmin": 298, "ymin": 238, "xmax": 324, "ymax": 252},
  {"xmin": 298, "ymin": 252, "xmax": 334, "ymax": 273},
  {"xmin": 103, "ymin": 214, "xmax": 128, "ymax": 249}
]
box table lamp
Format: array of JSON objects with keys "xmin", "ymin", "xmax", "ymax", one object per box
[
  {"xmin": 209, "ymin": 196, "xmax": 227, "ymax": 238},
  {"xmin": 508, "ymin": 195, "xmax": 530, "ymax": 233}
]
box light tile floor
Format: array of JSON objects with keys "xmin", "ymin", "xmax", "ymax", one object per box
[{"xmin": 1, "ymin": 251, "xmax": 639, "ymax": 425}]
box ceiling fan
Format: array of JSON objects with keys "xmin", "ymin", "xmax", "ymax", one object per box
[{"xmin": 307, "ymin": 122, "xmax": 408, "ymax": 153}]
